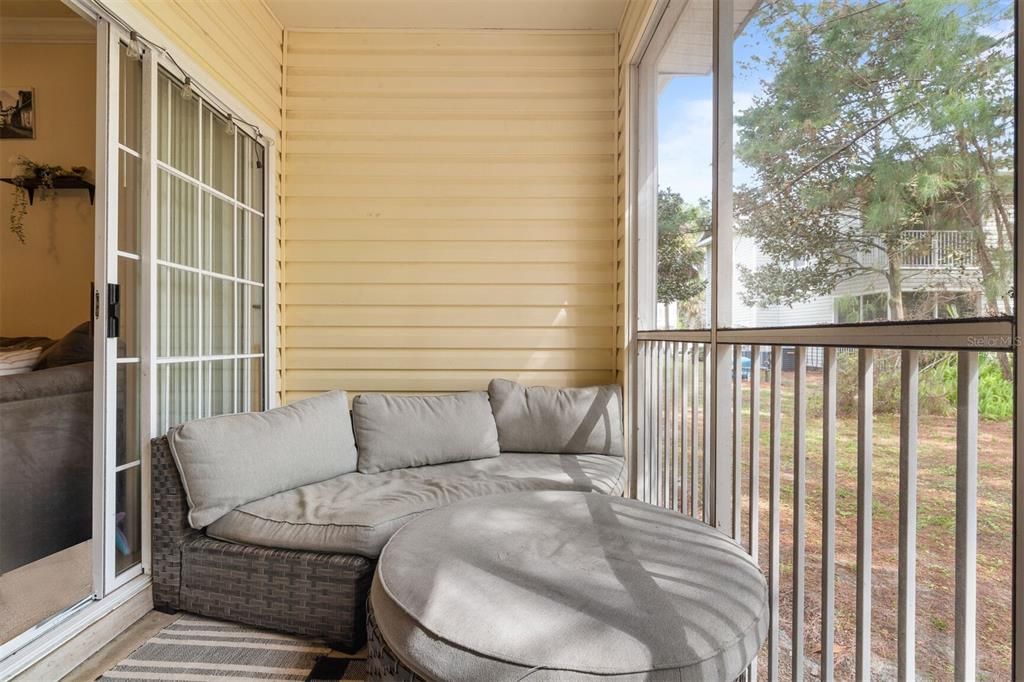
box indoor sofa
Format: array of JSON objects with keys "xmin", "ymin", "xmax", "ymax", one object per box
[{"xmin": 152, "ymin": 379, "xmax": 625, "ymax": 651}]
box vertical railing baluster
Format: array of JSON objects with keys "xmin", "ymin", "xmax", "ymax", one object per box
[
  {"xmin": 955, "ymin": 351, "xmax": 978, "ymax": 680},
  {"xmin": 648, "ymin": 340, "xmax": 656, "ymax": 505},
  {"xmin": 681, "ymin": 343, "xmax": 690, "ymax": 514},
  {"xmin": 749, "ymin": 345, "xmax": 761, "ymax": 557},
  {"xmin": 793, "ymin": 346, "xmax": 807, "ymax": 682},
  {"xmin": 668, "ymin": 342, "xmax": 677, "ymax": 509},
  {"xmin": 747, "ymin": 345, "xmax": 761, "ymax": 681},
  {"xmin": 822, "ymin": 347, "xmax": 837, "ymax": 680},
  {"xmin": 898, "ymin": 349, "xmax": 920, "ymax": 680},
  {"xmin": 659, "ymin": 337, "xmax": 667, "ymax": 503},
  {"xmin": 637, "ymin": 341, "xmax": 646, "ymax": 503},
  {"xmin": 733, "ymin": 345, "xmax": 742, "ymax": 542},
  {"xmin": 704, "ymin": 345, "xmax": 712, "ymax": 521},
  {"xmin": 644, "ymin": 340, "xmax": 653, "ymax": 504},
  {"xmin": 768, "ymin": 345, "xmax": 782, "ymax": 682},
  {"xmin": 691, "ymin": 344, "xmax": 699, "ymax": 517},
  {"xmin": 655, "ymin": 341, "xmax": 663, "ymax": 507},
  {"xmin": 856, "ymin": 349, "xmax": 874, "ymax": 681}
]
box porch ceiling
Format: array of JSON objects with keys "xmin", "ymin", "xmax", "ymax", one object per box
[
  {"xmin": 264, "ymin": 0, "xmax": 629, "ymax": 30},
  {"xmin": 658, "ymin": 0, "xmax": 762, "ymax": 77}
]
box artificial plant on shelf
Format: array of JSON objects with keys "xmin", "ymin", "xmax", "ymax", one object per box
[{"xmin": 7, "ymin": 155, "xmax": 89, "ymax": 244}]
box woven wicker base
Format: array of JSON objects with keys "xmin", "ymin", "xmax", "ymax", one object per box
[
  {"xmin": 367, "ymin": 599, "xmax": 424, "ymax": 682},
  {"xmin": 152, "ymin": 436, "xmax": 375, "ymax": 652}
]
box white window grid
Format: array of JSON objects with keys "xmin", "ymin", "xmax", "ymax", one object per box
[{"xmin": 155, "ymin": 69, "xmax": 267, "ymax": 428}]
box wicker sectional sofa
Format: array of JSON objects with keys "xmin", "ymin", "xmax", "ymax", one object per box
[{"xmin": 152, "ymin": 379, "xmax": 625, "ymax": 652}]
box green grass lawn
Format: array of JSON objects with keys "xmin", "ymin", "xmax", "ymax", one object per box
[
  {"xmin": 743, "ymin": 370, "xmax": 1012, "ymax": 681},
  {"xmin": 654, "ymin": 366, "xmax": 1013, "ymax": 680}
]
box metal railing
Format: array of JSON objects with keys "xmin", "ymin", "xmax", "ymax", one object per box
[
  {"xmin": 861, "ymin": 230, "xmax": 978, "ymax": 269},
  {"xmin": 634, "ymin": 336, "xmax": 985, "ymax": 680}
]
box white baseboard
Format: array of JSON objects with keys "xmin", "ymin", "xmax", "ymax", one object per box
[{"xmin": 4, "ymin": 578, "xmax": 151, "ymax": 681}]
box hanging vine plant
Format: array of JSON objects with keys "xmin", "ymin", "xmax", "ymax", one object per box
[{"xmin": 7, "ymin": 156, "xmax": 89, "ymax": 244}]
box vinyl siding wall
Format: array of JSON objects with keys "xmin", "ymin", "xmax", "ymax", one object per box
[
  {"xmin": 117, "ymin": 0, "xmax": 286, "ymax": 398},
  {"xmin": 120, "ymin": 0, "xmax": 283, "ymax": 131},
  {"xmin": 615, "ymin": 0, "xmax": 657, "ymax": 381},
  {"xmin": 281, "ymin": 29, "xmax": 620, "ymax": 401}
]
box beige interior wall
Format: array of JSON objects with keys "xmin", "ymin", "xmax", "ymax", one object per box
[
  {"xmin": 281, "ymin": 29, "xmax": 619, "ymax": 401},
  {"xmin": 0, "ymin": 41, "xmax": 96, "ymax": 339}
]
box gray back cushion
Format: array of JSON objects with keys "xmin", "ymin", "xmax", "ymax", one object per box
[
  {"xmin": 353, "ymin": 392, "xmax": 500, "ymax": 474},
  {"xmin": 168, "ymin": 390, "xmax": 358, "ymax": 528},
  {"xmin": 488, "ymin": 379, "xmax": 624, "ymax": 456}
]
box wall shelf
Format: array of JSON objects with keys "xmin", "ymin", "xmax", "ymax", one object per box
[{"xmin": 0, "ymin": 176, "xmax": 95, "ymax": 205}]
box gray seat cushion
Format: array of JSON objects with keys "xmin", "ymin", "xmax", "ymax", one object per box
[
  {"xmin": 353, "ymin": 392, "xmax": 500, "ymax": 473},
  {"xmin": 488, "ymin": 378, "xmax": 624, "ymax": 455},
  {"xmin": 168, "ymin": 391, "xmax": 358, "ymax": 528},
  {"xmin": 206, "ymin": 453, "xmax": 625, "ymax": 558},
  {"xmin": 371, "ymin": 491, "xmax": 768, "ymax": 682}
]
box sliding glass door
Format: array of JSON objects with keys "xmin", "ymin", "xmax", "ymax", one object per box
[{"xmin": 98, "ymin": 24, "xmax": 268, "ymax": 593}]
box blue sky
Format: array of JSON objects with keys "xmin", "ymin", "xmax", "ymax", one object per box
[{"xmin": 656, "ymin": 24, "xmax": 767, "ymax": 204}]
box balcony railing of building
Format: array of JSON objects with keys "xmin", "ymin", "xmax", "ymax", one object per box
[{"xmin": 860, "ymin": 230, "xmax": 979, "ymax": 270}]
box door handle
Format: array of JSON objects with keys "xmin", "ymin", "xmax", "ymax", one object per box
[{"xmin": 107, "ymin": 282, "xmax": 121, "ymax": 338}]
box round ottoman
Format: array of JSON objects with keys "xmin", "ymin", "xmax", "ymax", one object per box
[{"xmin": 367, "ymin": 491, "xmax": 768, "ymax": 682}]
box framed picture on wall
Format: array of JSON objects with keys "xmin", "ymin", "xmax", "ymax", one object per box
[{"xmin": 0, "ymin": 88, "xmax": 35, "ymax": 139}]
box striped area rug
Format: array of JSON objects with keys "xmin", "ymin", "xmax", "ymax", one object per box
[{"xmin": 99, "ymin": 615, "xmax": 368, "ymax": 681}]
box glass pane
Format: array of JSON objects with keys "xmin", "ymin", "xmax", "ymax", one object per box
[
  {"xmin": 251, "ymin": 358, "xmax": 263, "ymax": 411},
  {"xmin": 236, "ymin": 284, "xmax": 264, "ymax": 355},
  {"xmin": 237, "ymin": 209, "xmax": 265, "ymax": 283},
  {"xmin": 119, "ymin": 43, "xmax": 142, "ymax": 150},
  {"xmin": 115, "ymin": 466, "xmax": 142, "ymax": 574},
  {"xmin": 158, "ymin": 170, "xmax": 200, "ymax": 267},
  {"xmin": 204, "ymin": 276, "xmax": 234, "ymax": 356},
  {"xmin": 204, "ymin": 193, "xmax": 234, "ymax": 276},
  {"xmin": 118, "ymin": 150, "xmax": 141, "ymax": 254},
  {"xmin": 202, "ymin": 105, "xmax": 234, "ymax": 196},
  {"xmin": 157, "ymin": 72, "xmax": 199, "ymax": 177},
  {"xmin": 157, "ymin": 362, "xmax": 202, "ymax": 433},
  {"xmin": 117, "ymin": 256, "xmax": 139, "ymax": 358},
  {"xmin": 158, "ymin": 265, "xmax": 199, "ymax": 358},
  {"xmin": 651, "ymin": 0, "xmax": 712, "ymax": 329},
  {"xmin": 237, "ymin": 132, "xmax": 264, "ymax": 212},
  {"xmin": 116, "ymin": 363, "xmax": 140, "ymax": 467},
  {"xmin": 732, "ymin": 1, "xmax": 1016, "ymax": 327},
  {"xmin": 250, "ymin": 286, "xmax": 264, "ymax": 355},
  {"xmin": 204, "ymin": 359, "xmax": 235, "ymax": 418},
  {"xmin": 250, "ymin": 215, "xmax": 264, "ymax": 284}
]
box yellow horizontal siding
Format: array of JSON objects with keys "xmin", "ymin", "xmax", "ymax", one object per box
[
  {"xmin": 122, "ymin": 0, "xmax": 283, "ymax": 132},
  {"xmin": 123, "ymin": 0, "xmax": 286, "ymax": 399},
  {"xmin": 283, "ymin": 29, "xmax": 618, "ymax": 397}
]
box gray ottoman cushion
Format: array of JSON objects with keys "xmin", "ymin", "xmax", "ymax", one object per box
[
  {"xmin": 207, "ymin": 454, "xmax": 626, "ymax": 558},
  {"xmin": 488, "ymin": 378, "xmax": 624, "ymax": 455},
  {"xmin": 371, "ymin": 491, "xmax": 768, "ymax": 681},
  {"xmin": 353, "ymin": 392, "xmax": 500, "ymax": 473}
]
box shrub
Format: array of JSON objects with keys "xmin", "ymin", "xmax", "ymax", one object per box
[{"xmin": 938, "ymin": 353, "xmax": 1013, "ymax": 421}]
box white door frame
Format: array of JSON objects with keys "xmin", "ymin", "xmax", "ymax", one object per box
[{"xmin": 0, "ymin": 0, "xmax": 279, "ymax": 673}]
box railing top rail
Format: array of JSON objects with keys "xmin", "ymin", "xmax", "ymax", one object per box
[{"xmin": 637, "ymin": 317, "xmax": 1013, "ymax": 350}]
